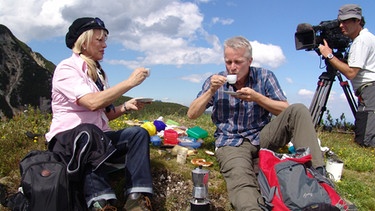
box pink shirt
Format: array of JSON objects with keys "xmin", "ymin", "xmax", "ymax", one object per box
[{"xmin": 45, "ymin": 53, "xmax": 111, "ymax": 142}]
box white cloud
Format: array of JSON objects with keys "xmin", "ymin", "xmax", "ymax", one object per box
[
  {"xmin": 193, "ymin": 0, "xmax": 211, "ymax": 3},
  {"xmin": 298, "ymin": 89, "xmax": 314, "ymax": 97},
  {"xmin": 340, "ymin": 93, "xmax": 347, "ymax": 100},
  {"xmin": 328, "ymin": 90, "xmax": 336, "ymax": 102},
  {"xmin": 181, "ymin": 72, "xmax": 213, "ymax": 83},
  {"xmin": 0, "ymin": 0, "xmax": 74, "ymax": 41},
  {"xmin": 298, "ymin": 88, "xmax": 337, "ymax": 102},
  {"xmin": 0, "ymin": 0, "xmax": 286, "ymax": 70},
  {"xmin": 211, "ymin": 17, "xmax": 234, "ymax": 25},
  {"xmin": 251, "ymin": 40, "xmax": 286, "ymax": 69},
  {"xmin": 286, "ymin": 77, "xmax": 293, "ymax": 84}
]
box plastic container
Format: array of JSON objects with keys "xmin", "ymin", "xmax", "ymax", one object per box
[
  {"xmin": 141, "ymin": 122, "xmax": 156, "ymax": 136},
  {"xmin": 326, "ymin": 159, "xmax": 344, "ymax": 182},
  {"xmin": 153, "ymin": 120, "xmax": 166, "ymax": 132},
  {"xmin": 287, "ymin": 142, "xmax": 296, "ymax": 154},
  {"xmin": 150, "ymin": 135, "xmax": 161, "ymax": 146},
  {"xmin": 178, "ymin": 141, "xmax": 201, "ymax": 149},
  {"xmin": 178, "ymin": 136, "xmax": 197, "ymax": 142},
  {"xmin": 171, "ymin": 145, "xmax": 188, "ymax": 156},
  {"xmin": 187, "ymin": 126, "xmax": 208, "ymax": 139},
  {"xmin": 163, "ymin": 129, "xmax": 178, "ymax": 145},
  {"xmin": 166, "ymin": 119, "xmax": 179, "ymax": 126},
  {"xmin": 176, "ymin": 147, "xmax": 188, "ymax": 164}
]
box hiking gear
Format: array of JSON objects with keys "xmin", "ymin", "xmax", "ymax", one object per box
[
  {"xmin": 19, "ymin": 150, "xmax": 72, "ymax": 211},
  {"xmin": 257, "ymin": 148, "xmax": 348, "ymax": 211}
]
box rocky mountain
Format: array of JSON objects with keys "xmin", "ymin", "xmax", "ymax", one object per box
[{"xmin": 0, "ymin": 24, "xmax": 54, "ymax": 119}]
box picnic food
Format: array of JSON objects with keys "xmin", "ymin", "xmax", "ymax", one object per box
[{"xmin": 191, "ymin": 158, "xmax": 213, "ymax": 167}]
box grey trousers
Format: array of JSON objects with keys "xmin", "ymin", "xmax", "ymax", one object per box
[
  {"xmin": 215, "ymin": 103, "xmax": 324, "ymax": 211},
  {"xmin": 355, "ymin": 85, "xmax": 375, "ymax": 147}
]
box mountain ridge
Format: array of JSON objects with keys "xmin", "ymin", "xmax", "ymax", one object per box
[{"xmin": 0, "ymin": 24, "xmax": 54, "ymax": 119}]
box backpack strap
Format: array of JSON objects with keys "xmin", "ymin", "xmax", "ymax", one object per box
[
  {"xmin": 257, "ymin": 186, "xmax": 277, "ymax": 210},
  {"xmin": 258, "ymin": 195, "xmax": 273, "ymax": 211}
]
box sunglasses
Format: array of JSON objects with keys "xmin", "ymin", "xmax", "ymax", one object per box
[{"xmin": 81, "ymin": 17, "xmax": 105, "ymax": 30}]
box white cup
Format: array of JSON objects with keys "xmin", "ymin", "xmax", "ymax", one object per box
[
  {"xmin": 145, "ymin": 68, "xmax": 151, "ymax": 77},
  {"xmin": 227, "ymin": 74, "xmax": 237, "ymax": 84}
]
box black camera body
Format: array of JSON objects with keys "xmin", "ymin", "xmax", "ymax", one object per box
[{"xmin": 295, "ymin": 19, "xmax": 351, "ymax": 52}]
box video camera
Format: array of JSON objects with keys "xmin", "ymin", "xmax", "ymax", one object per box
[{"xmin": 295, "ymin": 19, "xmax": 351, "ymax": 52}]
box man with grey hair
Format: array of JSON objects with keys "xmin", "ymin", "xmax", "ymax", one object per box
[
  {"xmin": 188, "ymin": 36, "xmax": 325, "ymax": 210},
  {"xmin": 319, "ymin": 4, "xmax": 375, "ymax": 147}
]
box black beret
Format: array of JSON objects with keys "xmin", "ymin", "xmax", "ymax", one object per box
[{"xmin": 65, "ymin": 17, "xmax": 109, "ymax": 49}]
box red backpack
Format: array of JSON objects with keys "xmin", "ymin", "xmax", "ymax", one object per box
[{"xmin": 257, "ymin": 148, "xmax": 348, "ymax": 211}]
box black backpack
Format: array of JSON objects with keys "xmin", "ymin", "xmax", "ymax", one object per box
[{"xmin": 18, "ymin": 150, "xmax": 72, "ymax": 211}]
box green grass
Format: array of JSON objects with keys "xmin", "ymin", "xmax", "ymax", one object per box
[
  {"xmin": 1, "ymin": 104, "xmax": 375, "ymax": 210},
  {"xmin": 318, "ymin": 132, "xmax": 375, "ymax": 210}
]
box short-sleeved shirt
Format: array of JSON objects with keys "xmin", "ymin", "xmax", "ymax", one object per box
[
  {"xmin": 196, "ymin": 67, "xmax": 287, "ymax": 147},
  {"xmin": 45, "ymin": 53, "xmax": 111, "ymax": 142},
  {"xmin": 348, "ymin": 28, "xmax": 375, "ymax": 91}
]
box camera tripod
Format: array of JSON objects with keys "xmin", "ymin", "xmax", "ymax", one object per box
[{"xmin": 309, "ymin": 55, "xmax": 358, "ymax": 127}]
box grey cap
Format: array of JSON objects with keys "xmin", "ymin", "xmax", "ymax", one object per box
[{"xmin": 338, "ymin": 4, "xmax": 362, "ymax": 21}]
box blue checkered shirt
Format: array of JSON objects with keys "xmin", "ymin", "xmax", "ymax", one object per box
[{"xmin": 196, "ymin": 67, "xmax": 287, "ymax": 147}]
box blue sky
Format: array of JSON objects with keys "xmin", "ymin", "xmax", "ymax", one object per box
[{"xmin": 1, "ymin": 0, "xmax": 374, "ymax": 123}]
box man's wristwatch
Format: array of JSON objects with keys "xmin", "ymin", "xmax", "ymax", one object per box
[{"xmin": 326, "ymin": 53, "xmax": 334, "ymax": 60}]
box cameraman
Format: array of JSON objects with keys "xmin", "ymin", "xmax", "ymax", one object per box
[{"xmin": 319, "ymin": 4, "xmax": 375, "ymax": 147}]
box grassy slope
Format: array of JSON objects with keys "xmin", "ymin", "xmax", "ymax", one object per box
[{"xmin": 0, "ymin": 102, "xmax": 374, "ymax": 210}]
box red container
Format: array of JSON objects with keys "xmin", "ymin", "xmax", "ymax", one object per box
[{"xmin": 164, "ymin": 129, "xmax": 178, "ymax": 145}]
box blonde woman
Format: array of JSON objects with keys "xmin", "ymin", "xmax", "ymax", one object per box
[{"xmin": 46, "ymin": 17, "xmax": 153, "ymax": 211}]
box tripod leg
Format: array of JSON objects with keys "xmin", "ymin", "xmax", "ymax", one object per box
[
  {"xmin": 337, "ymin": 74, "xmax": 358, "ymax": 117},
  {"xmin": 309, "ymin": 72, "xmax": 335, "ymax": 127},
  {"xmin": 308, "ymin": 54, "xmax": 356, "ymax": 128},
  {"xmin": 309, "ymin": 81, "xmax": 325, "ymax": 125}
]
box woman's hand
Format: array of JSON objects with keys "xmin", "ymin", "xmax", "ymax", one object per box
[
  {"xmin": 127, "ymin": 67, "xmax": 150, "ymax": 88},
  {"xmin": 123, "ymin": 98, "xmax": 150, "ymax": 112}
]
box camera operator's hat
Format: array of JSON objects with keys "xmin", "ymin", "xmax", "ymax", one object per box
[
  {"xmin": 338, "ymin": 4, "xmax": 362, "ymax": 21},
  {"xmin": 65, "ymin": 17, "xmax": 109, "ymax": 49}
]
